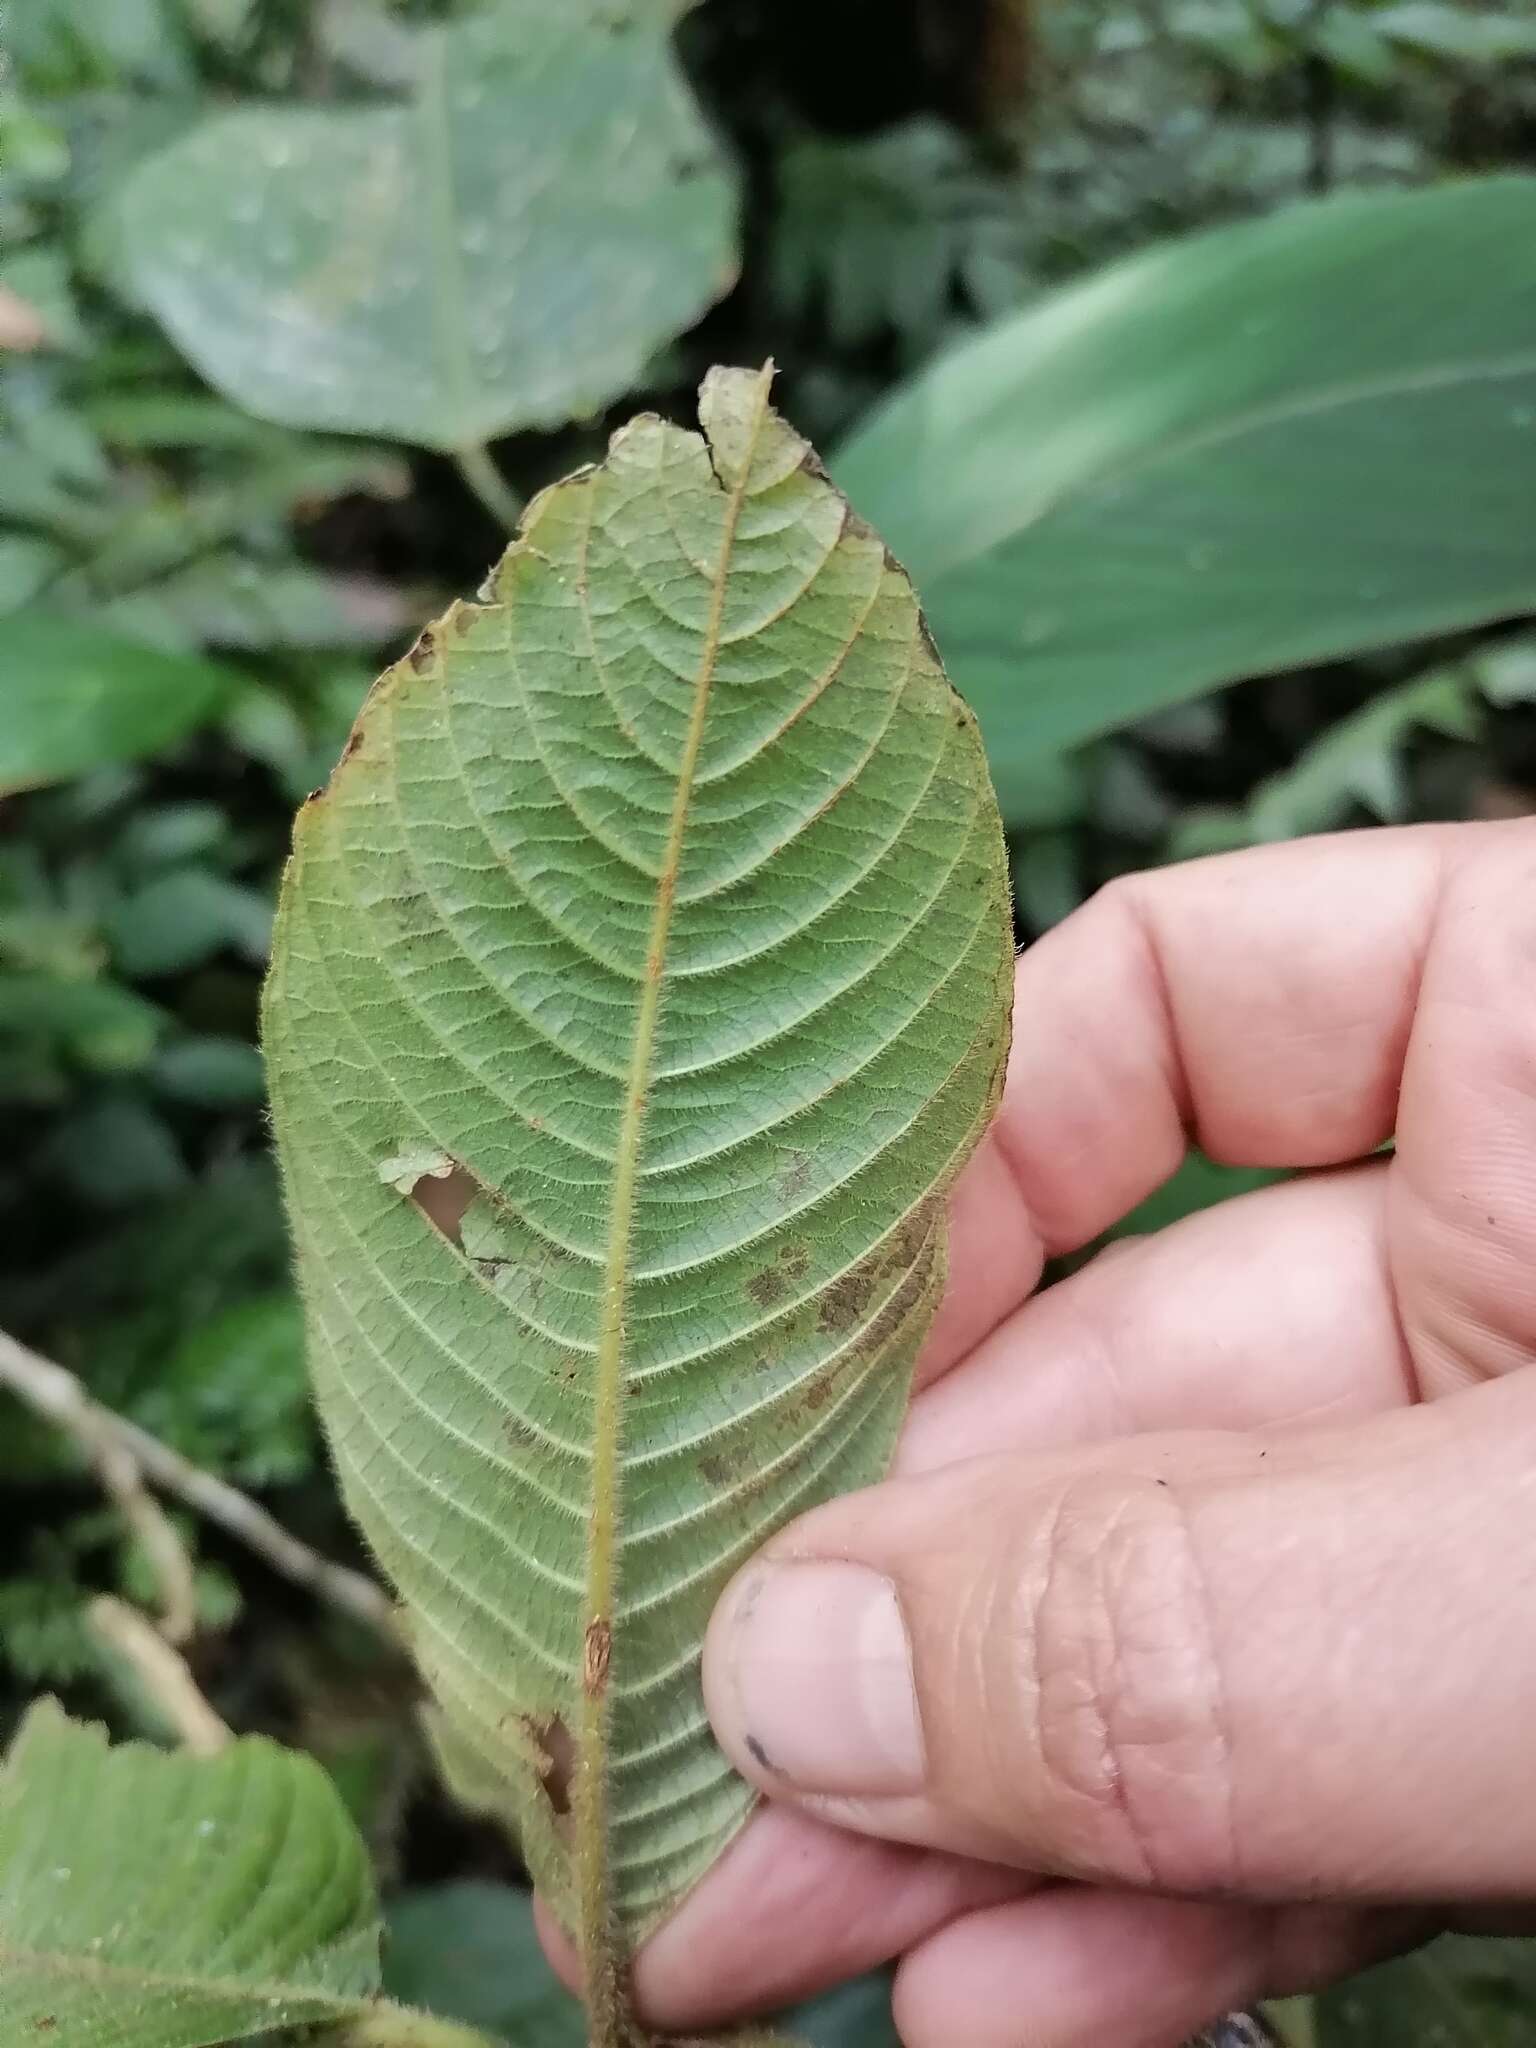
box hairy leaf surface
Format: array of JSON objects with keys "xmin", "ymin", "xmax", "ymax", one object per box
[
  {"xmin": 0, "ymin": 1700, "xmax": 381, "ymax": 2046},
  {"xmin": 263, "ymin": 366, "xmax": 1013, "ymax": 1939}
]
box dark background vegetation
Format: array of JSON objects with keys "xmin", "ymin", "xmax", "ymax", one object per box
[{"xmin": 4, "ymin": 2, "xmax": 1536, "ymax": 2042}]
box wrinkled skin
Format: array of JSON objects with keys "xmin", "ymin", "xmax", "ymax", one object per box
[{"xmin": 546, "ymin": 822, "xmax": 1536, "ymax": 2047}]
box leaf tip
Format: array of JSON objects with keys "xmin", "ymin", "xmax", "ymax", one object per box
[{"xmin": 698, "ymin": 361, "xmax": 807, "ymax": 496}]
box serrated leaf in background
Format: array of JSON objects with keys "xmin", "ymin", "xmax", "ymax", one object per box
[
  {"xmin": 115, "ymin": 0, "xmax": 739, "ymax": 449},
  {"xmin": 0, "ymin": 1699, "xmax": 381, "ymax": 2045},
  {"xmin": 264, "ymin": 365, "xmax": 1014, "ymax": 1940}
]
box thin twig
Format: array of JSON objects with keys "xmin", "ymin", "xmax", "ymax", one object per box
[
  {"xmin": 454, "ymin": 440, "xmax": 523, "ymax": 534},
  {"xmin": 93, "ymin": 1433, "xmax": 201, "ymax": 1643},
  {"xmin": 0, "ymin": 1332, "xmax": 198, "ymax": 1641},
  {"xmin": 88, "ymin": 1596, "xmax": 231, "ymax": 1755},
  {"xmin": 0, "ymin": 1328, "xmax": 400, "ymax": 1643}
]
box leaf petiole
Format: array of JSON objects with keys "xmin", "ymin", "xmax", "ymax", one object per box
[{"xmin": 453, "ymin": 442, "xmax": 523, "ymax": 534}]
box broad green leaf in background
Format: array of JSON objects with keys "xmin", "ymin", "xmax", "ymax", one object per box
[
  {"xmin": 263, "ymin": 367, "xmax": 1013, "ymax": 1972},
  {"xmin": 836, "ymin": 176, "xmax": 1536, "ymax": 794},
  {"xmin": 385, "ymin": 1883, "xmax": 587, "ymax": 2048},
  {"xmin": 385, "ymin": 1880, "xmax": 906, "ymax": 2048},
  {"xmin": 115, "ymin": 0, "xmax": 739, "ymax": 450},
  {"xmin": 0, "ymin": 1699, "xmax": 382, "ymax": 2045},
  {"xmin": 3, "ymin": 611, "xmax": 235, "ymax": 794},
  {"xmin": 1316, "ymin": 1936, "xmax": 1536, "ymax": 2045}
]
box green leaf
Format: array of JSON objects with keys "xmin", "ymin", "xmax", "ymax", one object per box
[
  {"xmin": 106, "ymin": 867, "xmax": 273, "ymax": 977},
  {"xmin": 149, "ymin": 1034, "xmax": 268, "ymax": 1108},
  {"xmin": 264, "ymin": 366, "xmax": 1013, "ymax": 1948},
  {"xmin": 0, "ymin": 1699, "xmax": 382, "ymax": 2045},
  {"xmin": 0, "ymin": 243, "xmax": 88, "ymax": 350},
  {"xmin": 835, "ymin": 177, "xmax": 1536, "ymax": 775},
  {"xmin": 788, "ymin": 1975, "xmax": 900, "ymax": 2047},
  {"xmin": 1168, "ymin": 673, "xmax": 1482, "ymax": 858},
  {"xmin": 0, "ymin": 971, "xmax": 166, "ymax": 1074},
  {"xmin": 0, "ymin": 535, "xmax": 63, "ymax": 613},
  {"xmin": 384, "ymin": 1881, "xmax": 904, "ymax": 2048},
  {"xmin": 141, "ymin": 1291, "xmax": 313, "ymax": 1487},
  {"xmin": 116, "ymin": 0, "xmax": 739, "ymax": 450},
  {"xmin": 101, "ymin": 556, "xmax": 413, "ymax": 655},
  {"xmin": 2, "ymin": 612, "xmax": 235, "ymax": 794},
  {"xmin": 1373, "ymin": 2, "xmax": 1536, "ymax": 64},
  {"xmin": 39, "ymin": 1096, "xmax": 190, "ymax": 1208},
  {"xmin": 1109, "ymin": 1153, "xmax": 1287, "ymax": 1241},
  {"xmin": 384, "ymin": 1884, "xmax": 586, "ymax": 2047},
  {"xmin": 1472, "ymin": 631, "xmax": 1536, "ymax": 708},
  {"xmin": 1316, "ymin": 1936, "xmax": 1536, "ymax": 2046},
  {"xmin": 771, "ymin": 121, "xmax": 1029, "ymax": 358}
]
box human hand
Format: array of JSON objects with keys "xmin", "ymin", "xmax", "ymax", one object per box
[{"xmin": 547, "ymin": 821, "xmax": 1536, "ymax": 2045}]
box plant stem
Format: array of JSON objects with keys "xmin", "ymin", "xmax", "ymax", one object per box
[
  {"xmin": 454, "ymin": 441, "xmax": 523, "ymax": 534},
  {"xmin": 0, "ymin": 1328, "xmax": 400, "ymax": 1643},
  {"xmin": 331, "ymin": 2003, "xmax": 505, "ymax": 2048},
  {"xmin": 0, "ymin": 1331, "xmax": 198, "ymax": 1640},
  {"xmin": 88, "ymin": 1595, "xmax": 231, "ymax": 1754}
]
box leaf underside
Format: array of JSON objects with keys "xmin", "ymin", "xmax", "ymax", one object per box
[
  {"xmin": 263, "ymin": 364, "xmax": 1013, "ymax": 1941},
  {"xmin": 0, "ymin": 1700, "xmax": 380, "ymax": 2047}
]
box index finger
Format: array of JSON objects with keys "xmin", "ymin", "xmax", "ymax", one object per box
[{"xmin": 924, "ymin": 821, "xmax": 1480, "ymax": 1380}]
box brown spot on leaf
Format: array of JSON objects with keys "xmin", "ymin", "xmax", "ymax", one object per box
[
  {"xmin": 502, "ymin": 1409, "xmax": 538, "ymax": 1451},
  {"xmin": 748, "ymin": 1239, "xmax": 811, "ymax": 1309},
  {"xmin": 778, "ymin": 1151, "xmax": 812, "ymax": 1202},
  {"xmin": 816, "ymin": 1261, "xmax": 875, "ymax": 1336},
  {"xmin": 407, "ymin": 626, "xmax": 436, "ymax": 672},
  {"xmin": 747, "ymin": 1263, "xmax": 790, "ymax": 1310},
  {"xmin": 802, "ymin": 1237, "xmax": 938, "ymax": 1415},
  {"xmin": 583, "ymin": 1617, "xmax": 612, "ymax": 1696}
]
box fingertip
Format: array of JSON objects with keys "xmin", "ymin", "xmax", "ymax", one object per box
[
  {"xmin": 532, "ymin": 1890, "xmax": 581, "ymax": 1994},
  {"xmin": 631, "ymin": 1805, "xmax": 1028, "ymax": 2029},
  {"xmin": 892, "ymin": 1891, "xmax": 1268, "ymax": 2048}
]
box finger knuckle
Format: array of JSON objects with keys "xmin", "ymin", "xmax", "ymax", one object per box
[{"xmin": 1004, "ymin": 1473, "xmax": 1241, "ymax": 1892}]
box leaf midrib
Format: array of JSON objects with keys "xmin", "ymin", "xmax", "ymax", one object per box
[
  {"xmin": 575, "ymin": 368, "xmax": 773, "ymax": 2000},
  {"xmin": 0, "ymin": 1944, "xmax": 494, "ymax": 2048},
  {"xmin": 0, "ymin": 1937, "xmax": 365, "ymax": 2016}
]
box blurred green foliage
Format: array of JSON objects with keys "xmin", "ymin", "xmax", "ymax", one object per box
[{"xmin": 3, "ymin": 1, "xmax": 1536, "ymax": 2041}]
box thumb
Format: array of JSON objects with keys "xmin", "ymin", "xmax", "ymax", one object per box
[{"xmin": 702, "ymin": 1373, "xmax": 1536, "ymax": 1901}]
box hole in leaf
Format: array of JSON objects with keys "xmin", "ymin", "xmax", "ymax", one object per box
[
  {"xmin": 378, "ymin": 1152, "xmax": 478, "ymax": 1250},
  {"xmin": 411, "ymin": 1165, "xmax": 476, "ymax": 1249},
  {"xmin": 526, "ymin": 1712, "xmax": 574, "ymax": 1818}
]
